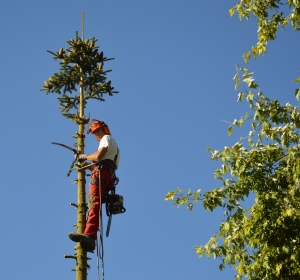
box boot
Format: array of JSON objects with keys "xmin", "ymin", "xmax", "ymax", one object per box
[{"xmin": 69, "ymin": 232, "xmax": 95, "ymax": 252}]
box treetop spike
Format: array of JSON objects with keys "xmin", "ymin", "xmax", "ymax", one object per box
[{"xmin": 82, "ymin": 12, "xmax": 84, "ymax": 41}]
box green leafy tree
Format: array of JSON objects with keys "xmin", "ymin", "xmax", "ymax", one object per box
[
  {"xmin": 41, "ymin": 31, "xmax": 117, "ymax": 280},
  {"xmin": 228, "ymin": 0, "xmax": 300, "ymax": 63},
  {"xmin": 166, "ymin": 1, "xmax": 300, "ymax": 279}
]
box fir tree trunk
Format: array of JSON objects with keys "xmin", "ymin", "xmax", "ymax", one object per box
[{"xmin": 76, "ymin": 69, "xmax": 88, "ymax": 279}]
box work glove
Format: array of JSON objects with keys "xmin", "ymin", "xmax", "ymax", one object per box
[{"xmin": 75, "ymin": 153, "xmax": 87, "ymax": 161}]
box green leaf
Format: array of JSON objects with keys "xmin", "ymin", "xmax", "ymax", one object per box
[
  {"xmin": 194, "ymin": 189, "xmax": 201, "ymax": 194},
  {"xmin": 229, "ymin": 7, "xmax": 235, "ymax": 17},
  {"xmin": 281, "ymin": 132, "xmax": 289, "ymax": 147},
  {"xmin": 293, "ymin": 77, "xmax": 300, "ymax": 84},
  {"xmin": 249, "ymin": 81, "xmax": 258, "ymax": 89},
  {"xmin": 173, "ymin": 197, "xmax": 180, "ymax": 205},
  {"xmin": 180, "ymin": 197, "xmax": 188, "ymax": 205},
  {"xmin": 284, "ymin": 209, "xmax": 293, "ymax": 216},
  {"xmin": 233, "ymin": 73, "xmax": 239, "ymax": 84},
  {"xmin": 237, "ymin": 92, "xmax": 244, "ymax": 102},
  {"xmin": 282, "ymin": 246, "xmax": 290, "ymax": 254},
  {"xmin": 224, "ymin": 222, "xmax": 230, "ymax": 232},
  {"xmin": 246, "ymin": 92, "xmax": 254, "ymax": 101},
  {"xmin": 228, "ymin": 125, "xmax": 233, "ymax": 136},
  {"xmin": 295, "ymin": 89, "xmax": 300, "ymax": 101},
  {"xmin": 248, "ymin": 137, "xmax": 254, "ymax": 147},
  {"xmin": 165, "ymin": 191, "xmax": 175, "ymax": 201},
  {"xmin": 187, "ymin": 203, "xmax": 193, "ymax": 212},
  {"xmin": 194, "ymin": 246, "xmax": 204, "ymax": 257},
  {"xmin": 242, "ymin": 51, "xmax": 251, "ymax": 63},
  {"xmin": 219, "ymin": 245, "xmax": 226, "ymax": 255}
]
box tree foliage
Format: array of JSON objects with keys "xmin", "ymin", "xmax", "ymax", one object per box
[
  {"xmin": 166, "ymin": 1, "xmax": 300, "ymax": 279},
  {"xmin": 40, "ymin": 34, "xmax": 118, "ymax": 122},
  {"xmin": 229, "ymin": 0, "xmax": 300, "ymax": 63}
]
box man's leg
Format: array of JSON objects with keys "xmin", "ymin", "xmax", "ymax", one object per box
[
  {"xmin": 69, "ymin": 166, "xmax": 113, "ymax": 252},
  {"xmin": 69, "ymin": 167, "xmax": 100, "ymax": 252},
  {"xmin": 84, "ymin": 167, "xmax": 101, "ymax": 238}
]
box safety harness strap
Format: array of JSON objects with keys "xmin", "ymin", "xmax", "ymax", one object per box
[{"xmin": 113, "ymin": 147, "xmax": 119, "ymax": 163}]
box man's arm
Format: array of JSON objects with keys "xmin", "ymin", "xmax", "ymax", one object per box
[{"xmin": 85, "ymin": 146, "xmax": 108, "ymax": 162}]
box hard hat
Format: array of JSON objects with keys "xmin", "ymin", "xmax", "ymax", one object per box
[{"xmin": 87, "ymin": 119, "xmax": 111, "ymax": 135}]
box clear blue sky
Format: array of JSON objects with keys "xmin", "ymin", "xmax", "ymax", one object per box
[{"xmin": 0, "ymin": 1, "xmax": 299, "ymax": 279}]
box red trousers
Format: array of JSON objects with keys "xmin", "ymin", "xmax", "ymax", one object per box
[{"xmin": 83, "ymin": 165, "xmax": 115, "ymax": 238}]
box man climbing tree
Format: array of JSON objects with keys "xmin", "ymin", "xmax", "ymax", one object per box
[
  {"xmin": 69, "ymin": 119, "xmax": 120, "ymax": 252},
  {"xmin": 41, "ymin": 14, "xmax": 121, "ymax": 277}
]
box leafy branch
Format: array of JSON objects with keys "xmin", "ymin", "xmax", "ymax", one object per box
[
  {"xmin": 165, "ymin": 65, "xmax": 300, "ymax": 279},
  {"xmin": 229, "ymin": 0, "xmax": 299, "ymax": 62},
  {"xmin": 165, "ymin": 188, "xmax": 202, "ymax": 212}
]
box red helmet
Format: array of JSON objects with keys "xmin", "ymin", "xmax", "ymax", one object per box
[{"xmin": 87, "ymin": 119, "xmax": 110, "ymax": 135}]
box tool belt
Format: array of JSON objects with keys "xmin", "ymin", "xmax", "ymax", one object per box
[{"xmin": 95, "ymin": 159, "xmax": 119, "ymax": 190}]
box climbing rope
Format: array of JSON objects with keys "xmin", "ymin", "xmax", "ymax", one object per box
[
  {"xmin": 96, "ymin": 166, "xmax": 105, "ymax": 280},
  {"xmin": 96, "ymin": 231, "xmax": 104, "ymax": 280}
]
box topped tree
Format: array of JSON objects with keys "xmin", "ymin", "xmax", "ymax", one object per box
[
  {"xmin": 41, "ymin": 33, "xmax": 118, "ymax": 122},
  {"xmin": 41, "ymin": 25, "xmax": 118, "ymax": 280}
]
